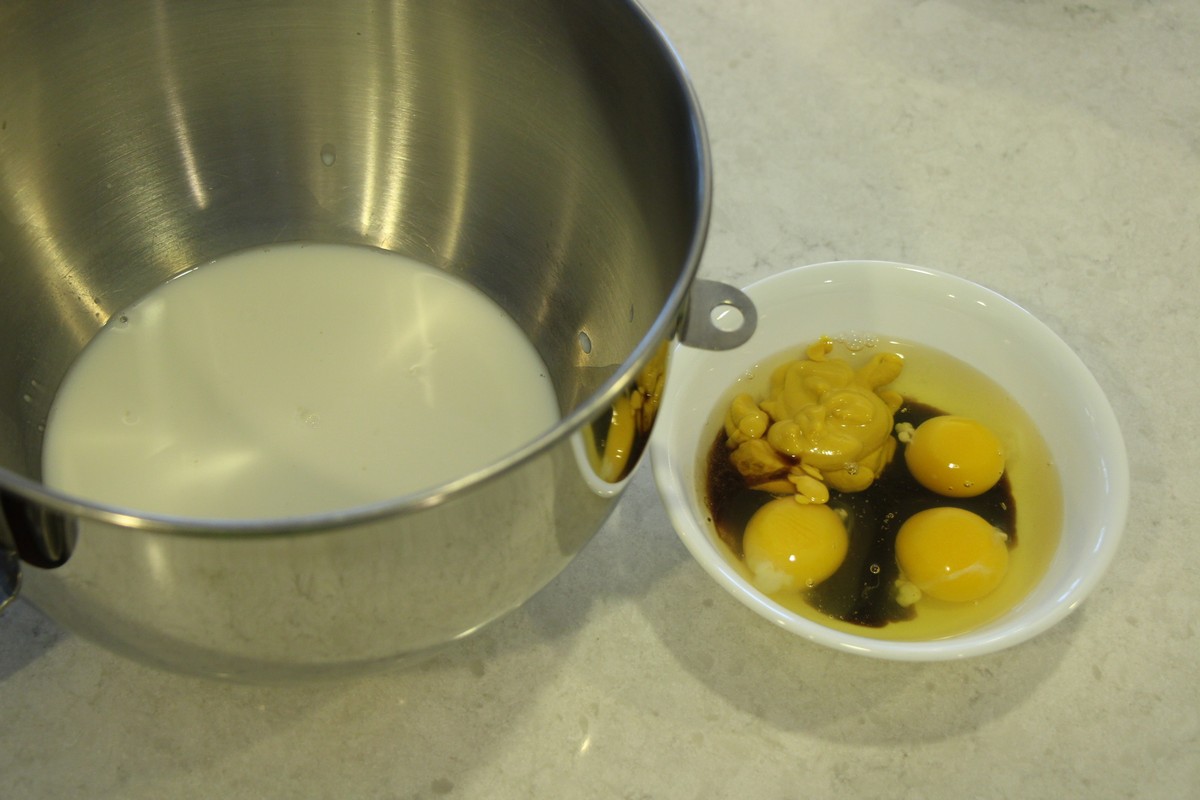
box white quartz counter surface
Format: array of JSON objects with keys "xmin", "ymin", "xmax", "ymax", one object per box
[{"xmin": 2, "ymin": 1, "xmax": 1197, "ymax": 797}]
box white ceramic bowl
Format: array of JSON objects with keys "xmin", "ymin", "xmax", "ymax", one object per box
[{"xmin": 650, "ymin": 260, "xmax": 1129, "ymax": 660}]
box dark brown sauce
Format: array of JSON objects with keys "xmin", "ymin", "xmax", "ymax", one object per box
[{"xmin": 705, "ymin": 400, "xmax": 1016, "ymax": 628}]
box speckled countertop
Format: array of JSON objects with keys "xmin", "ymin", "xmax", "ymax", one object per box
[{"xmin": 2, "ymin": 1, "xmax": 1197, "ymax": 797}]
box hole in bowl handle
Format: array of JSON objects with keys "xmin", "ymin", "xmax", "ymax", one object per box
[{"xmin": 679, "ymin": 279, "xmax": 757, "ymax": 351}]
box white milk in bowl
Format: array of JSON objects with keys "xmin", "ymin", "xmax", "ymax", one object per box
[{"xmin": 42, "ymin": 243, "xmax": 561, "ymax": 519}]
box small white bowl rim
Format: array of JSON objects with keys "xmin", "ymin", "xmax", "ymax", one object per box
[{"xmin": 650, "ymin": 259, "xmax": 1130, "ymax": 660}]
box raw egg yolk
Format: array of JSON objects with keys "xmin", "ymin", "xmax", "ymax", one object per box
[
  {"xmin": 895, "ymin": 507, "xmax": 1009, "ymax": 602},
  {"xmin": 904, "ymin": 415, "xmax": 1005, "ymax": 498},
  {"xmin": 742, "ymin": 498, "xmax": 848, "ymax": 593}
]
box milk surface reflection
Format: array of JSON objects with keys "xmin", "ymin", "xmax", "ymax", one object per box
[{"xmin": 42, "ymin": 243, "xmax": 561, "ymax": 519}]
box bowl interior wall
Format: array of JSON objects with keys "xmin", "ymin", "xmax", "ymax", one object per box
[{"xmin": 0, "ymin": 0, "xmax": 704, "ymax": 482}]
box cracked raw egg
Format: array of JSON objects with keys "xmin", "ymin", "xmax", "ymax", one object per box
[
  {"xmin": 895, "ymin": 507, "xmax": 1009, "ymax": 602},
  {"xmin": 742, "ymin": 497, "xmax": 848, "ymax": 593},
  {"xmin": 904, "ymin": 415, "xmax": 1005, "ymax": 498}
]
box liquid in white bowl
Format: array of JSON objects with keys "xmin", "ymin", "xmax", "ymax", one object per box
[{"xmin": 42, "ymin": 243, "xmax": 561, "ymax": 519}]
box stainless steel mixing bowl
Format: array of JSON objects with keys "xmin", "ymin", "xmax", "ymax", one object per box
[{"xmin": 0, "ymin": 0, "xmax": 754, "ymax": 679}]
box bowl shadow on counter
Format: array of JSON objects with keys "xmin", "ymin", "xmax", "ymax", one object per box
[
  {"xmin": 0, "ymin": 600, "xmax": 65, "ymax": 680},
  {"xmin": 613, "ymin": 490, "xmax": 1082, "ymax": 747},
  {"xmin": 0, "ymin": 599, "xmax": 587, "ymax": 799},
  {"xmin": 0, "ymin": 497, "xmax": 629, "ymax": 798},
  {"xmin": 463, "ymin": 472, "xmax": 1080, "ymax": 747}
]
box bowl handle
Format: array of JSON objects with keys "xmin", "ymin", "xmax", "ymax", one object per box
[
  {"xmin": 0, "ymin": 546, "xmax": 17, "ymax": 614},
  {"xmin": 0, "ymin": 492, "xmax": 78, "ymax": 615},
  {"xmin": 679, "ymin": 279, "xmax": 757, "ymax": 350},
  {"xmin": 0, "ymin": 515, "xmax": 19, "ymax": 615}
]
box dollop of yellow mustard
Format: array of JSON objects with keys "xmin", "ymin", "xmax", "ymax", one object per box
[{"xmin": 724, "ymin": 338, "xmax": 904, "ymax": 500}]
